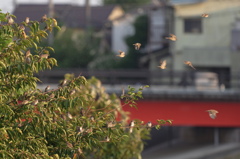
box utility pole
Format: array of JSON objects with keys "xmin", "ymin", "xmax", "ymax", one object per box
[
  {"xmin": 48, "ymin": 0, "xmax": 54, "ymax": 45},
  {"xmin": 13, "ymin": 0, "xmax": 17, "ymax": 7},
  {"xmin": 85, "ymin": 0, "xmax": 91, "ymax": 29}
]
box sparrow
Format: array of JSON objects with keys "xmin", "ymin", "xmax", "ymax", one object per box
[
  {"xmin": 25, "ymin": 17, "xmax": 30, "ymax": 24},
  {"xmin": 202, "ymin": 13, "xmax": 209, "ymax": 18},
  {"xmin": 86, "ymin": 128, "xmax": 93, "ymax": 133},
  {"xmin": 45, "ymin": 85, "xmax": 50, "ymax": 92},
  {"xmin": 59, "ymin": 79, "xmax": 67, "ymax": 87},
  {"xmin": 133, "ymin": 43, "xmax": 141, "ymax": 50},
  {"xmin": 107, "ymin": 121, "xmax": 116, "ymax": 128},
  {"xmin": 184, "ymin": 61, "xmax": 196, "ymax": 70},
  {"xmin": 19, "ymin": 25, "xmax": 25, "ymax": 30},
  {"xmin": 25, "ymin": 50, "xmax": 31, "ymax": 64},
  {"xmin": 90, "ymin": 116, "xmax": 95, "ymax": 122},
  {"xmin": 105, "ymin": 136, "xmax": 110, "ymax": 142},
  {"xmin": 8, "ymin": 17, "xmax": 14, "ymax": 24},
  {"xmin": 49, "ymin": 93, "xmax": 55, "ymax": 98},
  {"xmin": 31, "ymin": 99, "xmax": 38, "ymax": 105},
  {"xmin": 66, "ymin": 142, "xmax": 73, "ymax": 148},
  {"xmin": 146, "ymin": 121, "xmax": 152, "ymax": 130},
  {"xmin": 67, "ymin": 112, "xmax": 73, "ymax": 119},
  {"xmin": 129, "ymin": 120, "xmax": 135, "ymax": 127},
  {"xmin": 25, "ymin": 56, "xmax": 31, "ymax": 64},
  {"xmin": 76, "ymin": 126, "xmax": 84, "ymax": 134},
  {"xmin": 21, "ymin": 31, "xmax": 27, "ymax": 39},
  {"xmin": 78, "ymin": 148, "xmax": 83, "ymax": 154},
  {"xmin": 116, "ymin": 50, "xmax": 125, "ymax": 58},
  {"xmin": 206, "ymin": 109, "xmax": 219, "ymax": 119},
  {"xmin": 21, "ymin": 100, "xmax": 29, "ymax": 105},
  {"xmin": 165, "ymin": 34, "xmax": 177, "ymax": 41},
  {"xmin": 158, "ymin": 60, "xmax": 167, "ymax": 69},
  {"xmin": 69, "ymin": 89, "xmax": 76, "ymax": 96},
  {"xmin": 25, "ymin": 50, "xmax": 31, "ymax": 57},
  {"xmin": 40, "ymin": 54, "xmax": 49, "ymax": 59},
  {"xmin": 41, "ymin": 14, "xmax": 47, "ymax": 22}
]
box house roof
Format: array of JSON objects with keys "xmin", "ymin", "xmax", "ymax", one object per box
[
  {"xmin": 170, "ymin": 0, "xmax": 205, "ymax": 5},
  {"xmin": 13, "ymin": 4, "xmax": 120, "ymax": 29}
]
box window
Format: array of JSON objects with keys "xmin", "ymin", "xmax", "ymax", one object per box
[{"xmin": 184, "ymin": 18, "xmax": 202, "ymax": 33}]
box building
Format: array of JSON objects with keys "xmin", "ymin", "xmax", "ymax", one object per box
[
  {"xmin": 168, "ymin": 0, "xmax": 240, "ymax": 88},
  {"xmin": 13, "ymin": 4, "xmax": 124, "ymax": 30},
  {"xmin": 13, "ymin": 4, "xmax": 124, "ymax": 52},
  {"xmin": 111, "ymin": 1, "xmax": 173, "ymax": 69}
]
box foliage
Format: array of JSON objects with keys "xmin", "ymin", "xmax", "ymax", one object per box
[
  {"xmin": 0, "ymin": 11, "xmax": 171, "ymax": 158},
  {"xmin": 44, "ymin": 28, "xmax": 100, "ymax": 68}
]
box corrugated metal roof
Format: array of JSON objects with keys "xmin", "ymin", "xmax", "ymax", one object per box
[
  {"xmin": 13, "ymin": 4, "xmax": 118, "ymax": 29},
  {"xmin": 170, "ymin": 0, "xmax": 205, "ymax": 5}
]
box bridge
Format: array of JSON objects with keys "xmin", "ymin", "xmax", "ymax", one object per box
[
  {"xmin": 37, "ymin": 69, "xmax": 240, "ymax": 157},
  {"xmin": 36, "ymin": 69, "xmax": 240, "ymax": 127}
]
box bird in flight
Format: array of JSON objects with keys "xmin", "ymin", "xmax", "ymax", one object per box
[
  {"xmin": 184, "ymin": 61, "xmax": 196, "ymax": 70},
  {"xmin": 116, "ymin": 50, "xmax": 125, "ymax": 58},
  {"xmin": 202, "ymin": 13, "xmax": 209, "ymax": 18},
  {"xmin": 158, "ymin": 60, "xmax": 167, "ymax": 69},
  {"xmin": 165, "ymin": 34, "xmax": 177, "ymax": 41},
  {"xmin": 133, "ymin": 43, "xmax": 141, "ymax": 50},
  {"xmin": 206, "ymin": 109, "xmax": 218, "ymax": 119}
]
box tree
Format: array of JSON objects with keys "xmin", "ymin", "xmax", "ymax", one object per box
[
  {"xmin": 47, "ymin": 28, "xmax": 100, "ymax": 68},
  {"xmin": 0, "ymin": 10, "xmax": 171, "ymax": 158}
]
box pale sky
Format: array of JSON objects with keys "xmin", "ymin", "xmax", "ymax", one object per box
[{"xmin": 0, "ymin": 0, "xmax": 102, "ymax": 13}]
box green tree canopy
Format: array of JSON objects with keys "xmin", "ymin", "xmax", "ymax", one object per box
[
  {"xmin": 0, "ymin": 10, "xmax": 171, "ymax": 158},
  {"xmin": 48, "ymin": 28, "xmax": 100, "ymax": 68}
]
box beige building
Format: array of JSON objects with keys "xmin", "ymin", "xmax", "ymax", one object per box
[{"xmin": 168, "ymin": 0, "xmax": 240, "ymax": 88}]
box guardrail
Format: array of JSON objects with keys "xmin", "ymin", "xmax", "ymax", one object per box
[{"xmin": 35, "ymin": 69, "xmax": 240, "ymax": 89}]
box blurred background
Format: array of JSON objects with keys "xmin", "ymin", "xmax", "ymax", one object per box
[{"xmin": 2, "ymin": 0, "xmax": 240, "ymax": 158}]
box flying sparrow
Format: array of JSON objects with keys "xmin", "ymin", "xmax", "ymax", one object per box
[
  {"xmin": 202, "ymin": 13, "xmax": 209, "ymax": 18},
  {"xmin": 116, "ymin": 50, "xmax": 125, "ymax": 58},
  {"xmin": 206, "ymin": 109, "xmax": 219, "ymax": 119},
  {"xmin": 158, "ymin": 60, "xmax": 167, "ymax": 69},
  {"xmin": 184, "ymin": 61, "xmax": 196, "ymax": 70},
  {"xmin": 133, "ymin": 43, "xmax": 141, "ymax": 50},
  {"xmin": 165, "ymin": 34, "xmax": 177, "ymax": 41}
]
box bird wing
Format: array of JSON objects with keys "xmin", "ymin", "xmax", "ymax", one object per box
[
  {"xmin": 161, "ymin": 60, "xmax": 166, "ymax": 67},
  {"xmin": 170, "ymin": 34, "xmax": 176, "ymax": 38}
]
